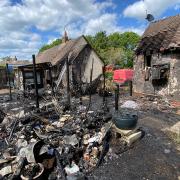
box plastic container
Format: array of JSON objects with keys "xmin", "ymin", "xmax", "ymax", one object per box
[{"xmin": 113, "ymin": 111, "xmax": 138, "ymax": 129}]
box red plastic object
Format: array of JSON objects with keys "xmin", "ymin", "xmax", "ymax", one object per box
[{"xmin": 113, "ymin": 69, "xmax": 134, "ymax": 84}]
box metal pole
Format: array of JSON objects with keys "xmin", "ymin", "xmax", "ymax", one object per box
[
  {"xmin": 115, "ymin": 84, "xmax": 119, "ymax": 111},
  {"xmin": 32, "ymin": 55, "xmax": 39, "ymax": 109},
  {"xmin": 6, "ymin": 63, "xmax": 12, "ymax": 101},
  {"xmin": 129, "ymin": 80, "xmax": 133, "ymax": 96},
  {"xmin": 66, "ymin": 56, "xmax": 71, "ymax": 108}
]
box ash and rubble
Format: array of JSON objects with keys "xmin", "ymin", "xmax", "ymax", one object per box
[
  {"xmin": 0, "ymin": 88, "xmax": 179, "ymax": 180},
  {"xmin": 0, "ymin": 87, "xmax": 145, "ymax": 180}
]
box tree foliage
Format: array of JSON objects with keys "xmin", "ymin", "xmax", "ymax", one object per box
[
  {"xmin": 39, "ymin": 39, "xmax": 62, "ymax": 53},
  {"xmin": 86, "ymin": 31, "xmax": 140, "ymax": 68}
]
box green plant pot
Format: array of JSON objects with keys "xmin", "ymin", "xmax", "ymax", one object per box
[{"xmin": 113, "ymin": 111, "xmax": 138, "ymax": 129}]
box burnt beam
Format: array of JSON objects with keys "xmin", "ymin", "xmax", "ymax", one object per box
[
  {"xmin": 66, "ymin": 55, "xmax": 71, "ymax": 108},
  {"xmin": 115, "ymin": 84, "xmax": 119, "ymax": 111},
  {"xmin": 129, "ymin": 80, "xmax": 133, "ymax": 96},
  {"xmin": 32, "ymin": 54, "xmax": 39, "ymax": 109},
  {"xmin": 6, "ymin": 63, "xmax": 12, "ymax": 101}
]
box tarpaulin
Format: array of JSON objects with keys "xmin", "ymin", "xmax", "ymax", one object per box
[{"xmin": 113, "ymin": 69, "xmax": 133, "ymax": 84}]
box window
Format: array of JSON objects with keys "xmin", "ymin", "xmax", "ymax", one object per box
[{"xmin": 144, "ymin": 55, "xmax": 152, "ymax": 67}]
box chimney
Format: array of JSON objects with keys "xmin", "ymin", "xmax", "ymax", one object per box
[{"xmin": 62, "ymin": 30, "xmax": 69, "ymax": 43}]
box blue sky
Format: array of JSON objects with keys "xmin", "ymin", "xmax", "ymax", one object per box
[{"xmin": 0, "ymin": 0, "xmax": 179, "ymax": 60}]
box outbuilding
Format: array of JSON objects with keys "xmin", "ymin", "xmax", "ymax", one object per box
[{"xmin": 133, "ymin": 15, "xmax": 180, "ymax": 100}]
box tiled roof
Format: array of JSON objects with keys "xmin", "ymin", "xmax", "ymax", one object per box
[
  {"xmin": 136, "ymin": 15, "xmax": 180, "ymax": 54},
  {"xmin": 36, "ymin": 36, "xmax": 88, "ymax": 65}
]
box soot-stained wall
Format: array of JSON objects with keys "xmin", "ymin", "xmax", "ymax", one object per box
[{"xmin": 133, "ymin": 52, "xmax": 180, "ymax": 100}]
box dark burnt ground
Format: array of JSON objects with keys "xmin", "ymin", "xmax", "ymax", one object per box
[{"xmin": 86, "ymin": 94, "xmax": 180, "ymax": 180}]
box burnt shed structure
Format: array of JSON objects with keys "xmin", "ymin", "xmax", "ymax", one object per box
[
  {"xmin": 36, "ymin": 34, "xmax": 104, "ymax": 88},
  {"xmin": 133, "ymin": 15, "xmax": 180, "ymax": 100}
]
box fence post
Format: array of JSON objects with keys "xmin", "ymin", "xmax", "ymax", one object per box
[
  {"xmin": 129, "ymin": 80, "xmax": 133, "ymax": 96},
  {"xmin": 6, "ymin": 63, "xmax": 12, "ymax": 101},
  {"xmin": 32, "ymin": 55, "xmax": 39, "ymax": 109},
  {"xmin": 115, "ymin": 84, "xmax": 119, "ymax": 111}
]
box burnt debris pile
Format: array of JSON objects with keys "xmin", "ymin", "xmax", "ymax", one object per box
[{"xmin": 0, "ymin": 93, "xmax": 143, "ymax": 180}]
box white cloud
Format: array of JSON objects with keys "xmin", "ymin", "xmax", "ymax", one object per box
[
  {"xmin": 123, "ymin": 0, "xmax": 180, "ymax": 19},
  {"xmin": 0, "ymin": 0, "xmax": 143, "ymax": 60},
  {"xmin": 81, "ymin": 14, "xmax": 145, "ymax": 35},
  {"xmin": 174, "ymin": 4, "xmax": 180, "ymax": 10}
]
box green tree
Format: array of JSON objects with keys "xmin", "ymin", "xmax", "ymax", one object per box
[
  {"xmin": 119, "ymin": 32, "xmax": 140, "ymax": 50},
  {"xmin": 39, "ymin": 39, "xmax": 62, "ymax": 53},
  {"xmin": 93, "ymin": 31, "xmax": 108, "ymax": 51},
  {"xmin": 86, "ymin": 35, "xmax": 94, "ymax": 47},
  {"xmin": 108, "ymin": 32, "xmax": 122, "ymax": 48}
]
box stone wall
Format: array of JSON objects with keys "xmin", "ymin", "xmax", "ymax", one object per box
[{"xmin": 133, "ymin": 52, "xmax": 180, "ymax": 100}]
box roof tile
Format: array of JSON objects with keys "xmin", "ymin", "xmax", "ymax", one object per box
[{"xmin": 136, "ymin": 15, "xmax": 180, "ymax": 54}]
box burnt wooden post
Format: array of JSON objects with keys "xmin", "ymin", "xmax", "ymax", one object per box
[
  {"xmin": 86, "ymin": 58, "xmax": 94, "ymax": 112},
  {"xmin": 49, "ymin": 66, "xmax": 54, "ymax": 95},
  {"xmin": 6, "ymin": 63, "xmax": 12, "ymax": 101},
  {"xmin": 22, "ymin": 69, "xmax": 26, "ymax": 97},
  {"xmin": 129, "ymin": 80, "xmax": 133, "ymax": 96},
  {"xmin": 32, "ymin": 55, "xmax": 39, "ymax": 109},
  {"xmin": 66, "ymin": 55, "xmax": 71, "ymax": 108},
  {"xmin": 79, "ymin": 66, "xmax": 82, "ymax": 105},
  {"xmin": 103, "ymin": 65, "xmax": 106, "ymax": 103},
  {"xmin": 115, "ymin": 84, "xmax": 119, "ymax": 111}
]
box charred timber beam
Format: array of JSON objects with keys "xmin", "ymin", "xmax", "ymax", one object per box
[
  {"xmin": 66, "ymin": 55, "xmax": 71, "ymax": 109},
  {"xmin": 86, "ymin": 58, "xmax": 94, "ymax": 112},
  {"xmin": 79, "ymin": 66, "xmax": 82, "ymax": 105},
  {"xmin": 129, "ymin": 80, "xmax": 133, "ymax": 96},
  {"xmin": 32, "ymin": 54, "xmax": 39, "ymax": 109},
  {"xmin": 22, "ymin": 69, "xmax": 26, "ymax": 97},
  {"xmin": 54, "ymin": 149, "xmax": 66, "ymax": 180},
  {"xmin": 6, "ymin": 63, "xmax": 12, "ymax": 101},
  {"xmin": 49, "ymin": 66, "xmax": 54, "ymax": 95},
  {"xmin": 115, "ymin": 84, "xmax": 119, "ymax": 111},
  {"xmin": 103, "ymin": 65, "xmax": 106, "ymax": 103}
]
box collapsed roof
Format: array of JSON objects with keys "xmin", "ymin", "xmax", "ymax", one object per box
[
  {"xmin": 136, "ymin": 15, "xmax": 180, "ymax": 54},
  {"xmin": 36, "ymin": 36, "xmax": 88, "ymax": 66}
]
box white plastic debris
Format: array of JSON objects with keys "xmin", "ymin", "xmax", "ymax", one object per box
[
  {"xmin": 17, "ymin": 139, "xmax": 28, "ymax": 149},
  {"xmin": 17, "ymin": 110, "xmax": 25, "ymax": 118},
  {"xmin": 57, "ymin": 122, "xmax": 64, "ymax": 128},
  {"xmin": 0, "ymin": 165, "xmax": 12, "ymax": 177},
  {"xmin": 121, "ymin": 100, "xmax": 139, "ymax": 109},
  {"xmin": 88, "ymin": 133, "xmax": 103, "ymax": 144},
  {"xmin": 164, "ymin": 149, "xmax": 171, "ymax": 154},
  {"xmin": 64, "ymin": 134, "xmax": 79, "ymax": 146},
  {"xmin": 52, "ymin": 121, "xmax": 58, "ymax": 126},
  {"xmin": 65, "ymin": 162, "xmax": 80, "ymax": 175}
]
